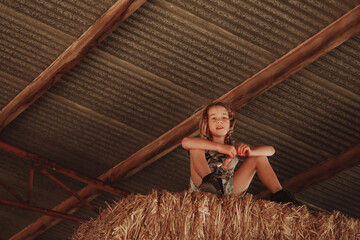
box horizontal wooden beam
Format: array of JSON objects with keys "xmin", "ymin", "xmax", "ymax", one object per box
[
  {"xmin": 0, "ymin": 0, "xmax": 147, "ymax": 132},
  {"xmin": 256, "ymin": 144, "xmax": 360, "ymax": 200},
  {"xmin": 0, "ymin": 198, "xmax": 86, "ymax": 223}
]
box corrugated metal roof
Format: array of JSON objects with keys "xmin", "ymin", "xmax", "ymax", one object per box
[{"xmin": 0, "ymin": 0, "xmax": 359, "ymax": 239}]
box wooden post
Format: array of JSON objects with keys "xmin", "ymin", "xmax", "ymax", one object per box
[{"xmin": 27, "ymin": 163, "xmax": 34, "ymax": 204}]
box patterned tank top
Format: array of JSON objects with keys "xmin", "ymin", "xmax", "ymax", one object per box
[{"xmin": 205, "ymin": 150, "xmax": 239, "ymax": 179}]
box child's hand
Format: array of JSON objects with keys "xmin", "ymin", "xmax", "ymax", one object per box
[
  {"xmin": 218, "ymin": 144, "xmax": 237, "ymax": 159},
  {"xmin": 236, "ymin": 143, "xmax": 252, "ymax": 156}
]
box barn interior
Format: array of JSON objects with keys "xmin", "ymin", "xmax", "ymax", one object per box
[{"xmin": 0, "ymin": 0, "xmax": 359, "ymax": 239}]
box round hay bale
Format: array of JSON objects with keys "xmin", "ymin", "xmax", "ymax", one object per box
[{"xmin": 73, "ymin": 191, "xmax": 360, "ymax": 240}]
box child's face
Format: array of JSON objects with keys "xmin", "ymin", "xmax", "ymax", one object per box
[{"xmin": 207, "ymin": 105, "xmax": 231, "ymax": 138}]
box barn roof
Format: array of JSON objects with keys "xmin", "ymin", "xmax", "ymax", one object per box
[{"xmin": 0, "ymin": 0, "xmax": 359, "ymax": 239}]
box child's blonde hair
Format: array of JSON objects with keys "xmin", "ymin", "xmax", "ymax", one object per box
[{"xmin": 199, "ymin": 102, "xmax": 235, "ymax": 144}]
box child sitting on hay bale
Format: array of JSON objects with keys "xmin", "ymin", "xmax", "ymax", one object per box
[
  {"xmin": 72, "ymin": 191, "xmax": 360, "ymax": 240},
  {"xmin": 182, "ymin": 101, "xmax": 298, "ymax": 204}
]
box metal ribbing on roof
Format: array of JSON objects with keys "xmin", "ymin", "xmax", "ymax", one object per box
[
  {"xmin": 0, "ymin": 151, "xmax": 30, "ymax": 197},
  {"xmin": 0, "ymin": 3, "xmax": 75, "ymax": 80},
  {"xmin": 238, "ymin": 61, "xmax": 360, "ymax": 156},
  {"xmin": 0, "ymin": 0, "xmax": 117, "ymax": 36},
  {"xmin": 99, "ymin": 1, "xmax": 277, "ymax": 99},
  {"xmin": 49, "ymin": 49, "xmax": 208, "ymax": 137},
  {"xmin": 0, "ymin": 1, "xmax": 359, "ymax": 239},
  {"xmin": 0, "ymin": 150, "xmax": 85, "ymax": 210},
  {"xmin": 259, "ymin": 89, "xmax": 357, "ymax": 148},
  {"xmin": 121, "ymin": 147, "xmax": 191, "ymax": 191},
  {"xmin": 167, "ymin": 0, "xmax": 357, "ymax": 55},
  {"xmin": 0, "ymin": 94, "xmax": 153, "ymax": 175},
  {"xmin": 275, "ymin": 73, "xmax": 360, "ymax": 135},
  {"xmin": 0, "ymin": 0, "xmax": 117, "ymax": 89},
  {"xmin": 298, "ymin": 165, "xmax": 360, "ymax": 219},
  {"xmin": 233, "ymin": 117, "xmax": 325, "ymax": 184},
  {"xmin": 306, "ymin": 35, "xmax": 360, "ymax": 95},
  {"xmin": 0, "ymin": 73, "xmax": 27, "ymax": 108},
  {"xmin": 35, "ymin": 221, "xmax": 80, "ymax": 240}
]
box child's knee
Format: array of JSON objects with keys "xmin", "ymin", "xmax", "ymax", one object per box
[{"xmin": 249, "ymin": 156, "xmax": 268, "ymax": 163}]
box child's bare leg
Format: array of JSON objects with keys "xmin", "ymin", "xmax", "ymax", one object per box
[
  {"xmin": 190, "ymin": 150, "xmax": 211, "ymax": 187},
  {"xmin": 233, "ymin": 156, "xmax": 282, "ymax": 196}
]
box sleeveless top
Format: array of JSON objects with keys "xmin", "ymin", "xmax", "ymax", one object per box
[{"xmin": 205, "ymin": 150, "xmax": 239, "ymax": 180}]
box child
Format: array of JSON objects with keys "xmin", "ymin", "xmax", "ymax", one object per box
[{"xmin": 182, "ymin": 101, "xmax": 297, "ymax": 204}]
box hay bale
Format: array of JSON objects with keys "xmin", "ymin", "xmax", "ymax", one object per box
[{"xmin": 73, "ymin": 191, "xmax": 360, "ymax": 240}]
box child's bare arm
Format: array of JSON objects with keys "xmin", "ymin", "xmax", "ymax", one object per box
[
  {"xmin": 182, "ymin": 137, "xmax": 237, "ymax": 158},
  {"xmin": 236, "ymin": 144, "xmax": 275, "ymax": 156},
  {"xmin": 182, "ymin": 137, "xmax": 219, "ymax": 151}
]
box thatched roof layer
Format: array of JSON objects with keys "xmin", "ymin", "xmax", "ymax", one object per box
[{"xmin": 73, "ymin": 191, "xmax": 360, "ymax": 239}]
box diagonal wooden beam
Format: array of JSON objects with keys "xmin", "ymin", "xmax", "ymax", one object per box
[
  {"xmin": 0, "ymin": 0, "xmax": 147, "ymax": 132},
  {"xmin": 218, "ymin": 7, "xmax": 360, "ymax": 110},
  {"xmin": 256, "ymin": 144, "xmax": 360, "ymax": 200},
  {"xmin": 0, "ymin": 180, "xmax": 26, "ymax": 203},
  {"xmin": 35, "ymin": 165, "xmax": 98, "ymax": 214},
  {"xmin": 0, "ymin": 141, "xmax": 128, "ymax": 198},
  {"xmin": 11, "ymin": 5, "xmax": 360, "ymax": 240},
  {"xmin": 105, "ymin": 4, "xmax": 360, "ymax": 183}
]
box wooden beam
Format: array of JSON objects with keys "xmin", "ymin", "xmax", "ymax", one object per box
[
  {"xmin": 105, "ymin": 4, "xmax": 360, "ymax": 183},
  {"xmin": 0, "ymin": 0, "xmax": 147, "ymax": 131},
  {"xmin": 0, "ymin": 198, "xmax": 86, "ymax": 223},
  {"xmin": 36, "ymin": 165, "xmax": 98, "ymax": 214},
  {"xmin": 11, "ymin": 5, "xmax": 360, "ymax": 240},
  {"xmin": 27, "ymin": 163, "xmax": 34, "ymax": 204},
  {"xmin": 256, "ymin": 144, "xmax": 360, "ymax": 200},
  {"xmin": 0, "ymin": 141, "xmax": 128, "ymax": 198},
  {"xmin": 218, "ymin": 6, "xmax": 360, "ymax": 109},
  {"xmin": 0, "ymin": 180, "xmax": 26, "ymax": 203}
]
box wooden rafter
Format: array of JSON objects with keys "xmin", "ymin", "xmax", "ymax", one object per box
[
  {"xmin": 0, "ymin": 0, "xmax": 147, "ymax": 132},
  {"xmin": 11, "ymin": 5, "xmax": 360, "ymax": 240},
  {"xmin": 0, "ymin": 180, "xmax": 26, "ymax": 203},
  {"xmin": 256, "ymin": 144, "xmax": 360, "ymax": 199},
  {"xmin": 35, "ymin": 165, "xmax": 98, "ymax": 214},
  {"xmin": 0, "ymin": 176, "xmax": 89, "ymax": 222},
  {"xmin": 0, "ymin": 141, "xmax": 128, "ymax": 198},
  {"xmin": 0, "ymin": 198, "xmax": 86, "ymax": 223}
]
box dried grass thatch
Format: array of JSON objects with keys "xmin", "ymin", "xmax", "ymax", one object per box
[{"xmin": 73, "ymin": 191, "xmax": 360, "ymax": 240}]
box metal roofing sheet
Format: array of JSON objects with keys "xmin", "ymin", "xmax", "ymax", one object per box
[{"xmin": 0, "ymin": 0, "xmax": 359, "ymax": 239}]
